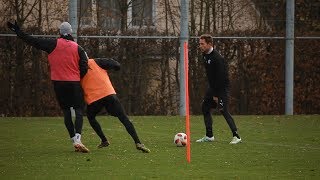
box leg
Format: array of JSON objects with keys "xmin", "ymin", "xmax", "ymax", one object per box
[
  {"xmin": 71, "ymin": 84, "xmax": 90, "ymax": 152},
  {"xmin": 106, "ymin": 95, "xmax": 150, "ymax": 153},
  {"xmin": 196, "ymin": 88, "xmax": 217, "ymax": 142},
  {"xmin": 62, "ymin": 108, "xmax": 75, "ymax": 138},
  {"xmin": 87, "ymin": 99, "xmax": 108, "ymax": 143},
  {"xmin": 201, "ymin": 87, "xmax": 217, "ymax": 138},
  {"xmin": 54, "ymin": 81, "xmax": 89, "ymax": 152},
  {"xmin": 53, "ymin": 82, "xmax": 75, "ymax": 138},
  {"xmin": 106, "ymin": 95, "xmax": 141, "ymax": 144},
  {"xmin": 63, "ymin": 108, "xmax": 90, "ymax": 152},
  {"xmin": 72, "ymin": 107, "xmax": 89, "ymax": 152},
  {"xmin": 218, "ymin": 92, "xmax": 240, "ymax": 138},
  {"xmin": 72, "ymin": 82, "xmax": 85, "ymax": 135},
  {"xmin": 202, "ymin": 99, "xmax": 214, "ymax": 138},
  {"xmin": 74, "ymin": 107, "xmax": 83, "ymax": 134}
]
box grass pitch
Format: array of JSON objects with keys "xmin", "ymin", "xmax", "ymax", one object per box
[{"xmin": 0, "ymin": 115, "xmax": 319, "ymax": 179}]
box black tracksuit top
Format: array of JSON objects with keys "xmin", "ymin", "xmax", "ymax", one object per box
[{"xmin": 202, "ymin": 49, "xmax": 230, "ymax": 96}]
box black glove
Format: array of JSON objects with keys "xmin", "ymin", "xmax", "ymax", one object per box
[{"xmin": 7, "ymin": 21, "xmax": 20, "ymax": 33}]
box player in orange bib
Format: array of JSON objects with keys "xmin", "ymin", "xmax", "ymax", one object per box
[{"xmin": 81, "ymin": 58, "xmax": 150, "ymax": 153}]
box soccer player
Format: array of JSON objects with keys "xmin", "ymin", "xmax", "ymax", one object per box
[
  {"xmin": 7, "ymin": 21, "xmax": 89, "ymax": 152},
  {"xmin": 81, "ymin": 58, "xmax": 150, "ymax": 153},
  {"xmin": 196, "ymin": 34, "xmax": 242, "ymax": 144}
]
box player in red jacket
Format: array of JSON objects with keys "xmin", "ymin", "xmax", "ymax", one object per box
[{"xmin": 7, "ymin": 21, "xmax": 89, "ymax": 152}]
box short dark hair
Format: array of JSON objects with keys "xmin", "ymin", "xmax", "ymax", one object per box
[{"xmin": 200, "ymin": 34, "xmax": 213, "ymax": 44}]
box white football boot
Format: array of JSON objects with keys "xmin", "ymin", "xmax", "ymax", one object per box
[
  {"xmin": 196, "ymin": 136, "xmax": 214, "ymax": 142},
  {"xmin": 72, "ymin": 133, "xmax": 90, "ymax": 153},
  {"xmin": 229, "ymin": 136, "xmax": 242, "ymax": 144}
]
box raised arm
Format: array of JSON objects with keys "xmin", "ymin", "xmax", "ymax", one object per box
[
  {"xmin": 94, "ymin": 58, "xmax": 120, "ymax": 71},
  {"xmin": 7, "ymin": 21, "xmax": 56, "ymax": 53}
]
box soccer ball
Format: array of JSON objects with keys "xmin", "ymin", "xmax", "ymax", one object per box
[{"xmin": 174, "ymin": 133, "xmax": 187, "ymax": 147}]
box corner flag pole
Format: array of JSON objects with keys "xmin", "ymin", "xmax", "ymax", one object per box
[{"xmin": 184, "ymin": 42, "xmax": 190, "ymax": 163}]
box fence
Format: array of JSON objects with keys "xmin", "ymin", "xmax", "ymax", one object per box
[{"xmin": 0, "ymin": 31, "xmax": 319, "ymax": 116}]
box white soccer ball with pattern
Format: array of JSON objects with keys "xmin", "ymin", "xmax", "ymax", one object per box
[{"xmin": 174, "ymin": 133, "xmax": 187, "ymax": 147}]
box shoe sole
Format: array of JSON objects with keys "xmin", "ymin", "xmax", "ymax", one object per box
[
  {"xmin": 230, "ymin": 140, "xmax": 242, "ymax": 144},
  {"xmin": 74, "ymin": 144, "xmax": 90, "ymax": 153},
  {"xmin": 138, "ymin": 148, "xmax": 150, "ymax": 153},
  {"xmin": 196, "ymin": 137, "xmax": 214, "ymax": 142},
  {"xmin": 98, "ymin": 142, "xmax": 110, "ymax": 148},
  {"xmin": 136, "ymin": 147, "xmax": 150, "ymax": 153},
  {"xmin": 196, "ymin": 140, "xmax": 214, "ymax": 142},
  {"xmin": 98, "ymin": 144, "xmax": 109, "ymax": 148}
]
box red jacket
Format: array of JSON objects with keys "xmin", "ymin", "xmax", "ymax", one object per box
[{"xmin": 48, "ymin": 38, "xmax": 80, "ymax": 81}]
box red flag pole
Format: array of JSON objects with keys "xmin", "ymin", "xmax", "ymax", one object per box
[{"xmin": 184, "ymin": 42, "xmax": 191, "ymax": 163}]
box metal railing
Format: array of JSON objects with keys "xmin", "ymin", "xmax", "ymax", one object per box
[{"xmin": 1, "ymin": 34, "xmax": 319, "ymax": 39}]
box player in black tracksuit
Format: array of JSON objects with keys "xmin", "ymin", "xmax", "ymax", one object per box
[
  {"xmin": 197, "ymin": 34, "xmax": 241, "ymax": 144},
  {"xmin": 7, "ymin": 21, "xmax": 89, "ymax": 152}
]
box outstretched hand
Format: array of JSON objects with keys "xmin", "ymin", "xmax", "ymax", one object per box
[{"xmin": 7, "ymin": 21, "xmax": 20, "ymax": 33}]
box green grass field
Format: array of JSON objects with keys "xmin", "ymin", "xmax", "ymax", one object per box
[{"xmin": 0, "ymin": 115, "xmax": 319, "ymax": 179}]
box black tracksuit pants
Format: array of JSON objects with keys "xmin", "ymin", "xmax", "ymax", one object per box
[
  {"xmin": 53, "ymin": 81, "xmax": 84, "ymax": 138},
  {"xmin": 86, "ymin": 94, "xmax": 141, "ymax": 144},
  {"xmin": 201, "ymin": 87, "xmax": 238, "ymax": 138}
]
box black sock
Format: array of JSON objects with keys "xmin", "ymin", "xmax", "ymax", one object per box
[{"xmin": 233, "ymin": 131, "xmax": 240, "ymax": 139}]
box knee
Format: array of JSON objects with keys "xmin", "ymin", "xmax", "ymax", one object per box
[
  {"xmin": 87, "ymin": 113, "xmax": 95, "ymax": 122},
  {"xmin": 74, "ymin": 108, "xmax": 83, "ymax": 116},
  {"xmin": 202, "ymin": 102, "xmax": 210, "ymax": 114},
  {"xmin": 219, "ymin": 106, "xmax": 228, "ymax": 114},
  {"xmin": 116, "ymin": 113, "xmax": 131, "ymax": 125}
]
